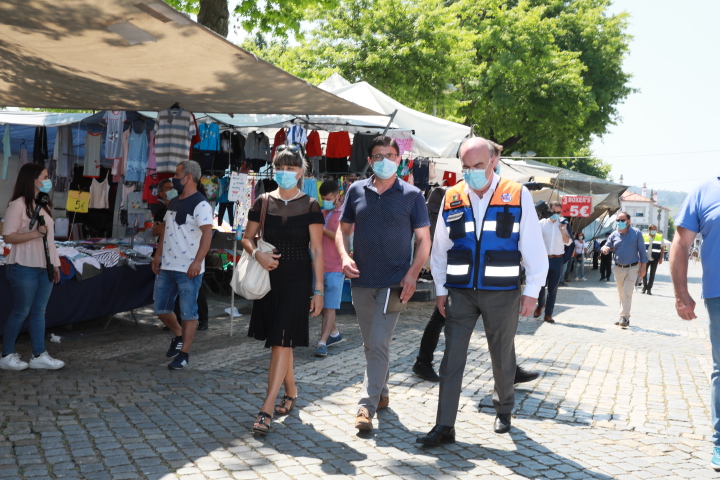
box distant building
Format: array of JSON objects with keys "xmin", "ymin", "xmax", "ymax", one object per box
[{"xmin": 619, "ymin": 190, "xmax": 670, "ymax": 234}]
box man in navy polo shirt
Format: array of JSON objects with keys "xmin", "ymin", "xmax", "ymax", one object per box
[
  {"xmin": 601, "ymin": 211, "xmax": 647, "ymax": 328},
  {"xmin": 670, "ymin": 177, "xmax": 720, "ymax": 470},
  {"xmin": 336, "ymin": 136, "xmax": 431, "ymax": 432}
]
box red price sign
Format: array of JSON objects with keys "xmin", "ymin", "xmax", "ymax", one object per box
[{"xmin": 561, "ymin": 195, "xmax": 592, "ymax": 217}]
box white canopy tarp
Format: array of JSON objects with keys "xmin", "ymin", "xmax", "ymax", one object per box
[{"xmin": 318, "ymin": 75, "xmax": 471, "ymax": 157}]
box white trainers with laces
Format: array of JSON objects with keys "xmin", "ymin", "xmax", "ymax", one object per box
[
  {"xmin": 29, "ymin": 352, "xmax": 65, "ymax": 370},
  {"xmin": 0, "ymin": 353, "xmax": 29, "ymax": 371}
]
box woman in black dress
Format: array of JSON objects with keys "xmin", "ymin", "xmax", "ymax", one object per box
[{"xmin": 241, "ymin": 145, "xmax": 324, "ymax": 434}]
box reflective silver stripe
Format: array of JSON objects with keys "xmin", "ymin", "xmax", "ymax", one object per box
[
  {"xmin": 483, "ymin": 221, "xmax": 519, "ymax": 233},
  {"xmin": 484, "ymin": 266, "xmax": 520, "ymax": 277},
  {"xmin": 447, "ymin": 264, "xmax": 470, "ymax": 276},
  {"xmin": 446, "ymin": 221, "xmax": 475, "ymax": 234}
]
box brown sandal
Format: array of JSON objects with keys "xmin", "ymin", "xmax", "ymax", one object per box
[
  {"xmin": 274, "ymin": 395, "xmax": 297, "ymax": 416},
  {"xmin": 252, "ymin": 411, "xmax": 272, "ymax": 434}
]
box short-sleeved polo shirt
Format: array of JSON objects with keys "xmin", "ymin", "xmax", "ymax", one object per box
[
  {"xmin": 340, "ymin": 176, "xmax": 430, "ymax": 288},
  {"xmin": 675, "ymin": 178, "xmax": 720, "ymax": 298},
  {"xmin": 606, "ymin": 226, "xmax": 648, "ymax": 266}
]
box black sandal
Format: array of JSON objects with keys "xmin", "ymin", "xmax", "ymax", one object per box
[
  {"xmin": 274, "ymin": 395, "xmax": 297, "ymax": 416},
  {"xmin": 252, "ymin": 411, "xmax": 272, "ymax": 434}
]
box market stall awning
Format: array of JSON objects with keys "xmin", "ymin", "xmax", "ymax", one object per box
[
  {"xmin": 0, "ymin": 0, "xmax": 380, "ymax": 116},
  {"xmin": 0, "ymin": 111, "xmax": 93, "ymax": 127}
]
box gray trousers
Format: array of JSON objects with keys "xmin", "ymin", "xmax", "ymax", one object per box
[
  {"xmin": 352, "ymin": 287, "xmax": 402, "ymax": 417},
  {"xmin": 437, "ymin": 287, "xmax": 521, "ymax": 426}
]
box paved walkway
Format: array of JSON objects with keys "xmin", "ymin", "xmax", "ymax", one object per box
[{"xmin": 0, "ymin": 262, "xmax": 714, "ymax": 480}]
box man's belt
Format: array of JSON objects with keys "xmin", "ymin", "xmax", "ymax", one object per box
[
  {"xmin": 616, "ymin": 262, "xmax": 638, "ymax": 268},
  {"xmin": 548, "ymin": 254, "xmax": 564, "ymax": 258}
]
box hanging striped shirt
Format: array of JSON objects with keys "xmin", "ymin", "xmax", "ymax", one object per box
[{"xmin": 153, "ymin": 108, "xmax": 196, "ymax": 173}]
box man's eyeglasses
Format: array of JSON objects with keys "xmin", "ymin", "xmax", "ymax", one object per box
[{"xmin": 370, "ymin": 153, "xmax": 398, "ymax": 161}]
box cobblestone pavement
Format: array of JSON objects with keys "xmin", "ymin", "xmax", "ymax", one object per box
[{"xmin": 0, "ymin": 262, "xmax": 715, "ymax": 479}]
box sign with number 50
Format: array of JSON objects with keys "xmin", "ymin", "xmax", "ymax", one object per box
[{"xmin": 561, "ymin": 195, "xmax": 592, "ymax": 217}]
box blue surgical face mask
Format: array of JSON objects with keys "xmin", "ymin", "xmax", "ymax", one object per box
[
  {"xmin": 322, "ymin": 200, "xmax": 336, "ymax": 210},
  {"xmin": 550, "ymin": 213, "xmax": 560, "ymax": 221},
  {"xmin": 171, "ymin": 176, "xmax": 185, "ymax": 195},
  {"xmin": 649, "ymin": 230, "xmax": 657, "ymax": 236},
  {"xmin": 463, "ymin": 163, "xmax": 493, "ymax": 190},
  {"xmin": 617, "ymin": 220, "xmax": 627, "ymax": 230},
  {"xmin": 39, "ymin": 179, "xmax": 52, "ymax": 193},
  {"xmin": 274, "ymin": 170, "xmax": 299, "ymax": 190},
  {"xmin": 165, "ymin": 189, "xmax": 178, "ymax": 201},
  {"xmin": 372, "ymin": 158, "xmax": 398, "ymax": 180},
  {"xmin": 495, "ymin": 164, "xmax": 501, "ymax": 175}
]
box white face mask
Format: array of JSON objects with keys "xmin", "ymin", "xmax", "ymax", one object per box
[{"xmin": 649, "ymin": 230, "xmax": 656, "ymax": 236}]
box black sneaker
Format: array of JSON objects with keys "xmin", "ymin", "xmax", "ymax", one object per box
[
  {"xmin": 166, "ymin": 336, "xmax": 183, "ymax": 357},
  {"xmin": 413, "ymin": 361, "xmax": 440, "ymax": 382},
  {"xmin": 514, "ymin": 366, "xmax": 539, "ymax": 384},
  {"xmin": 168, "ymin": 352, "xmax": 189, "ymax": 370}
]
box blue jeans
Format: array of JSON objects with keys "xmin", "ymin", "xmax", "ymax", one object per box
[
  {"xmin": 576, "ymin": 254, "xmax": 586, "ymax": 279},
  {"xmin": 154, "ymin": 270, "xmax": 203, "ymax": 320},
  {"xmin": 3, "ymin": 264, "xmax": 54, "ymax": 356},
  {"xmin": 537, "ymin": 257, "xmax": 564, "ymax": 316},
  {"xmin": 707, "ymin": 297, "xmax": 720, "ymax": 446}
]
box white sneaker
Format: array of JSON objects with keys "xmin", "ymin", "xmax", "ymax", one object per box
[
  {"xmin": 0, "ymin": 353, "xmax": 29, "ymax": 371},
  {"xmin": 581, "ymin": 278, "xmax": 587, "ymax": 281},
  {"xmin": 29, "ymin": 352, "xmax": 65, "ymax": 370},
  {"xmin": 574, "ymin": 277, "xmax": 579, "ymax": 281}
]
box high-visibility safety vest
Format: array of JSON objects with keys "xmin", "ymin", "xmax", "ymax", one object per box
[
  {"xmin": 643, "ymin": 233, "xmax": 663, "ymax": 260},
  {"xmin": 441, "ymin": 178, "xmax": 523, "ymax": 290}
]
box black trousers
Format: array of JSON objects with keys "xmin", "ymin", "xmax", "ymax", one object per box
[
  {"xmin": 600, "ymin": 256, "xmax": 612, "ymax": 279},
  {"xmin": 592, "ymin": 251, "xmax": 599, "ymax": 269},
  {"xmin": 417, "ymin": 305, "xmax": 446, "ymax": 364},
  {"xmin": 643, "ymin": 259, "xmax": 659, "ymax": 291},
  {"xmin": 174, "ymin": 285, "xmax": 209, "ymax": 324}
]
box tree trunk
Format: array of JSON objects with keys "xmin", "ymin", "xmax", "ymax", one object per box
[{"xmin": 198, "ymin": 0, "xmax": 229, "ymax": 38}]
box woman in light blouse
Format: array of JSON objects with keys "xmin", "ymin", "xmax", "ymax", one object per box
[{"xmin": 0, "ymin": 163, "xmax": 64, "ymax": 371}]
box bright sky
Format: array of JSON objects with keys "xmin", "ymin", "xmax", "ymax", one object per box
[{"xmin": 590, "ymin": 0, "xmax": 720, "ymax": 193}]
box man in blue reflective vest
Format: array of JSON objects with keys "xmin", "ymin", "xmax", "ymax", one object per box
[{"xmin": 417, "ymin": 138, "xmax": 548, "ymax": 446}]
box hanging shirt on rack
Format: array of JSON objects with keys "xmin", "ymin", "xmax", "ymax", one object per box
[
  {"xmin": 103, "ymin": 111, "xmax": 126, "ymax": 160},
  {"xmin": 147, "ymin": 130, "xmax": 156, "ymax": 170},
  {"xmin": 306, "ymin": 130, "xmax": 322, "ymax": 157},
  {"xmin": 349, "ymin": 132, "xmax": 377, "ymax": 172},
  {"xmin": 326, "ymin": 131, "xmax": 352, "ymax": 158},
  {"xmin": 244, "ymin": 131, "xmax": 270, "ymax": 161},
  {"xmin": 194, "ymin": 121, "xmax": 221, "ymax": 151},
  {"xmin": 33, "ymin": 126, "xmax": 48, "ymax": 165},
  {"xmin": 302, "ymin": 177, "xmax": 319, "ymax": 201},
  {"xmin": 142, "ymin": 172, "xmax": 174, "ymax": 204},
  {"xmin": 271, "ymin": 128, "xmax": 286, "ymax": 158},
  {"xmin": 218, "ymin": 175, "xmax": 231, "ymax": 203},
  {"xmin": 112, "ymin": 128, "xmax": 130, "ymax": 182},
  {"xmin": 287, "ymin": 125, "xmax": 308, "ymax": 145},
  {"xmin": 126, "ymin": 128, "xmax": 149, "ymax": 182},
  {"xmin": 89, "ymin": 175, "xmax": 111, "ymax": 209},
  {"xmin": 153, "ymin": 108, "xmax": 196, "ymax": 173},
  {"xmin": 83, "ymin": 131, "xmax": 103, "ymax": 178},
  {"xmin": 200, "ymin": 175, "xmax": 220, "ymax": 201},
  {"xmin": 393, "ymin": 137, "xmax": 413, "ymax": 155}
]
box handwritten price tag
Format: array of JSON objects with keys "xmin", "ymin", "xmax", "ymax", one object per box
[{"xmin": 227, "ymin": 173, "xmax": 247, "ymax": 202}]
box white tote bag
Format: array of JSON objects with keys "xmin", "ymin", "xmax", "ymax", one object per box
[{"xmin": 231, "ymin": 194, "xmax": 275, "ymax": 300}]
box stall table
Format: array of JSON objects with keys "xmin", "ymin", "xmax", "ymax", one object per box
[{"xmin": 0, "ymin": 263, "xmax": 155, "ymax": 332}]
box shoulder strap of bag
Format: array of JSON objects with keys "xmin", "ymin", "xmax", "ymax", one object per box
[{"xmin": 259, "ymin": 193, "xmax": 269, "ymax": 240}]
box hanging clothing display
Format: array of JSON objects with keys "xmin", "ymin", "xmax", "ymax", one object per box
[
  {"xmin": 194, "ymin": 121, "xmax": 220, "ymax": 151},
  {"xmin": 120, "ymin": 184, "xmax": 136, "ymax": 208},
  {"xmin": 306, "ymin": 130, "xmax": 322, "ymax": 158},
  {"xmin": 19, "ymin": 143, "xmax": 28, "ymax": 167},
  {"xmin": 394, "ymin": 137, "xmax": 413, "ymax": 155},
  {"xmin": 112, "ymin": 128, "xmax": 130, "ymax": 182},
  {"xmin": 272, "ymin": 128, "xmax": 286, "ymax": 158},
  {"xmin": 103, "ymin": 111, "xmax": 126, "ymax": 160},
  {"xmin": 142, "ymin": 172, "xmax": 174, "ymax": 204},
  {"xmin": 200, "ymin": 175, "xmax": 220, "ymax": 201},
  {"xmin": 89, "ymin": 175, "xmax": 110, "ymax": 209},
  {"xmin": 302, "ymin": 177, "xmax": 319, "ymax": 201},
  {"xmin": 189, "ymin": 114, "xmax": 201, "ymax": 159},
  {"xmin": 326, "ymin": 131, "xmax": 352, "ymax": 158},
  {"xmin": 220, "ymin": 130, "xmax": 246, "ymax": 164},
  {"xmin": 154, "ymin": 107, "xmax": 196, "ymax": 173},
  {"xmin": 287, "ymin": 125, "xmax": 308, "ymax": 145},
  {"xmin": 33, "ymin": 126, "xmax": 48, "ymax": 164},
  {"xmin": 244, "ymin": 131, "xmax": 270, "ymax": 161},
  {"xmin": 83, "ymin": 131, "xmax": 103, "ymax": 178},
  {"xmin": 126, "ymin": 128, "xmax": 149, "ymax": 182},
  {"xmin": 147, "ymin": 130, "xmax": 156, "ymax": 170},
  {"xmin": 412, "ymin": 157, "xmax": 430, "ymax": 191},
  {"xmin": 349, "ymin": 132, "xmax": 377, "ymax": 172},
  {"xmin": 53, "ymin": 125, "xmax": 75, "ymax": 182},
  {"xmin": 2, "ymin": 125, "xmax": 10, "ymax": 180}
]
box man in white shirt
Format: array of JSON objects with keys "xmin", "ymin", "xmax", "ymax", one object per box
[
  {"xmin": 152, "ymin": 160, "xmax": 213, "ymax": 370},
  {"xmin": 534, "ymin": 201, "xmax": 573, "ymax": 323},
  {"xmin": 417, "ymin": 138, "xmax": 548, "ymax": 446}
]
